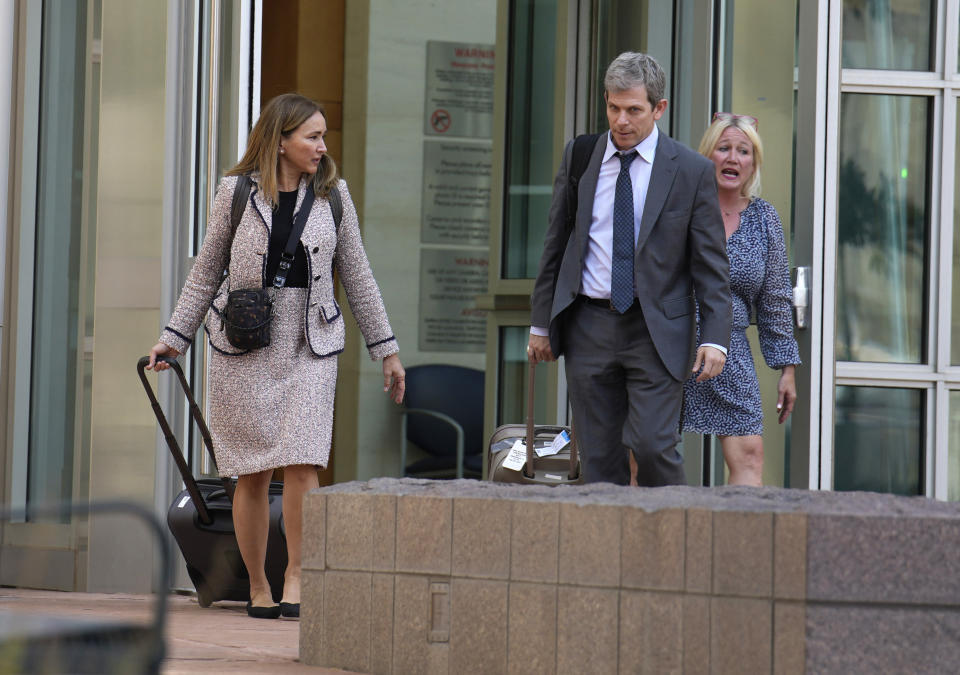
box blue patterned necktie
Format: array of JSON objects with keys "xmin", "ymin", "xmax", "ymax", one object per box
[{"xmin": 611, "ymin": 150, "xmax": 638, "ymax": 313}]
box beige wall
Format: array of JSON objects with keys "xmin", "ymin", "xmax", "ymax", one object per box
[
  {"xmin": 85, "ymin": 0, "xmax": 167, "ymax": 592},
  {"xmin": 338, "ymin": 0, "xmax": 496, "ymax": 481}
]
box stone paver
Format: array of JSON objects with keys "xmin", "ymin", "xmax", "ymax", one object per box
[{"xmin": 0, "ymin": 588, "xmax": 358, "ymax": 674}]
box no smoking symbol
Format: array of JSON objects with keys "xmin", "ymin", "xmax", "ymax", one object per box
[{"xmin": 431, "ymin": 109, "xmax": 451, "ymax": 133}]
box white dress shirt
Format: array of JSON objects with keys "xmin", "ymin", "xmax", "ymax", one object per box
[{"xmin": 580, "ymin": 127, "xmax": 658, "ymax": 299}]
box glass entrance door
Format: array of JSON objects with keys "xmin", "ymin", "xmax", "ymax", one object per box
[
  {"xmin": 705, "ymin": 0, "xmax": 801, "ymax": 486},
  {"xmin": 821, "ymin": 0, "xmax": 957, "ymax": 499},
  {"xmin": 579, "ymin": 1, "xmax": 802, "ymax": 487},
  {"xmin": 177, "ymin": 0, "xmax": 261, "ymax": 481},
  {"xmin": 488, "ymin": 0, "xmax": 715, "ymax": 481},
  {"xmin": 4, "ymin": 0, "xmax": 95, "ymax": 543},
  {"xmin": 158, "ymin": 0, "xmax": 261, "ymax": 591}
]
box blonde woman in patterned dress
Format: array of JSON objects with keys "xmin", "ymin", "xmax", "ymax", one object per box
[
  {"xmin": 147, "ymin": 94, "xmax": 405, "ymax": 618},
  {"xmin": 681, "ymin": 113, "xmax": 800, "ymax": 486}
]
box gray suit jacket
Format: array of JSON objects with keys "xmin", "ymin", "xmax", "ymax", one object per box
[{"xmin": 530, "ymin": 131, "xmax": 731, "ymax": 381}]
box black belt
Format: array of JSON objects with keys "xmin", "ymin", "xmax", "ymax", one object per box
[{"xmin": 578, "ymin": 294, "xmax": 638, "ymax": 311}]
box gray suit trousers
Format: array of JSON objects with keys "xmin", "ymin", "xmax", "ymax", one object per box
[{"xmin": 563, "ymin": 297, "xmax": 687, "ymax": 486}]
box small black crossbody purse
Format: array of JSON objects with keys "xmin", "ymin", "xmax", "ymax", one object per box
[{"xmin": 220, "ymin": 177, "xmax": 316, "ymax": 351}]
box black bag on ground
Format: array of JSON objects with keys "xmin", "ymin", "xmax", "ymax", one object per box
[{"xmin": 137, "ymin": 355, "xmax": 287, "ymax": 607}]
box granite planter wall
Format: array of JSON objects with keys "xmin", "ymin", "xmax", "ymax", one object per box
[{"xmin": 299, "ymin": 479, "xmax": 960, "ymax": 674}]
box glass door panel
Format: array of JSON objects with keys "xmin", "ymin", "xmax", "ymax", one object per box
[
  {"xmin": 190, "ymin": 0, "xmax": 258, "ymax": 477},
  {"xmin": 193, "ymin": 0, "xmax": 252, "ymax": 252},
  {"xmin": 502, "ymin": 0, "xmax": 560, "ymax": 281},
  {"xmin": 949, "ymin": 391, "xmax": 960, "ymax": 500},
  {"xmin": 827, "ymin": 1, "xmax": 946, "ymax": 499},
  {"xmin": 589, "ymin": 0, "xmax": 673, "ymax": 134},
  {"xmin": 950, "ymin": 105, "xmax": 960, "ymax": 364},
  {"xmin": 703, "ymin": 0, "xmax": 800, "ymax": 487},
  {"xmin": 26, "ymin": 0, "xmax": 90, "ymax": 520},
  {"xmin": 841, "ymin": 0, "xmax": 935, "ymax": 71},
  {"xmin": 836, "ymin": 93, "xmax": 930, "ymax": 364},
  {"xmin": 485, "ymin": 0, "xmax": 568, "ymax": 459},
  {"xmin": 834, "ymin": 385, "xmax": 923, "ymax": 495}
]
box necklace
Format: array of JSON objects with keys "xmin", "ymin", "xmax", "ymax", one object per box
[{"xmin": 721, "ymin": 199, "xmax": 747, "ymax": 217}]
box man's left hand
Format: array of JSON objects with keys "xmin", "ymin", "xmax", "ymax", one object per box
[{"xmin": 692, "ymin": 345, "xmax": 726, "ymax": 382}]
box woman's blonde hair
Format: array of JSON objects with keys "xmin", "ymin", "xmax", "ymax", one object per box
[
  {"xmin": 227, "ymin": 93, "xmax": 338, "ymax": 206},
  {"xmin": 697, "ymin": 115, "xmax": 763, "ymax": 199}
]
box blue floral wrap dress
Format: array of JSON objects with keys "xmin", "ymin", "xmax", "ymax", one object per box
[{"xmin": 682, "ymin": 198, "xmax": 801, "ymax": 436}]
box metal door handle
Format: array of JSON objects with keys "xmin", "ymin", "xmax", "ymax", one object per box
[{"xmin": 792, "ymin": 266, "xmax": 810, "ymax": 329}]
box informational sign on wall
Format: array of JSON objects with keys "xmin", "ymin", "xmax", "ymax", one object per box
[
  {"xmin": 421, "ymin": 139, "xmax": 491, "ymax": 246},
  {"xmin": 418, "ymin": 248, "xmax": 488, "ymax": 352},
  {"xmin": 424, "ymin": 40, "xmax": 494, "ymax": 139}
]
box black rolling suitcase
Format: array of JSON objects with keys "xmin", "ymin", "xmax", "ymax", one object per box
[{"xmin": 137, "ymin": 356, "xmax": 287, "ymax": 607}]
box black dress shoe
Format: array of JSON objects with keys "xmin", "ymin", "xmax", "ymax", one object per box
[
  {"xmin": 279, "ymin": 602, "xmax": 300, "ymax": 618},
  {"xmin": 246, "ymin": 601, "xmax": 281, "ymax": 619}
]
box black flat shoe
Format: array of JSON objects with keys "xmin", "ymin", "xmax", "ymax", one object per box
[
  {"xmin": 279, "ymin": 602, "xmax": 300, "ymax": 618},
  {"xmin": 246, "ymin": 601, "xmax": 281, "ymax": 619}
]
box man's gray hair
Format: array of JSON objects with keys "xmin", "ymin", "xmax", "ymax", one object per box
[{"xmin": 604, "ymin": 52, "xmax": 666, "ymax": 105}]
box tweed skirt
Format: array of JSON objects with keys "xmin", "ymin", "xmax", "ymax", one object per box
[{"xmin": 207, "ymin": 287, "xmax": 337, "ymax": 476}]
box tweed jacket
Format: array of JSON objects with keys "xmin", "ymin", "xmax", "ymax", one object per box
[{"xmin": 160, "ymin": 174, "xmax": 399, "ymax": 361}]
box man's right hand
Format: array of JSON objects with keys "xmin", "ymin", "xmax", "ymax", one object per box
[{"xmin": 527, "ymin": 334, "xmax": 555, "ymax": 363}]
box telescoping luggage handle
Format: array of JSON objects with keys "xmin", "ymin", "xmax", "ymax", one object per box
[
  {"xmin": 523, "ymin": 360, "xmax": 579, "ymax": 480},
  {"xmin": 137, "ymin": 356, "xmax": 234, "ymax": 525}
]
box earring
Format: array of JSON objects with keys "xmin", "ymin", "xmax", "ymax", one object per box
[{"xmin": 279, "ymin": 147, "xmax": 285, "ymax": 154}]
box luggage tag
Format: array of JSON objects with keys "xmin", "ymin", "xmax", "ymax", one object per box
[
  {"xmin": 501, "ymin": 440, "xmax": 528, "ymax": 471},
  {"xmin": 536, "ymin": 430, "xmax": 571, "ymax": 458},
  {"xmin": 502, "ymin": 431, "xmax": 572, "ymax": 471}
]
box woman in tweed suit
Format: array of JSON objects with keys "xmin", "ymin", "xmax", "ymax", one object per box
[{"xmin": 147, "ymin": 94, "xmax": 405, "ymax": 619}]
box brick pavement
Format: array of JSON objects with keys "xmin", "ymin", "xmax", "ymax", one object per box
[{"xmin": 0, "ymin": 588, "xmax": 358, "ymax": 674}]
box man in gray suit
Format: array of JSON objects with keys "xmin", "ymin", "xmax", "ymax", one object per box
[{"xmin": 527, "ymin": 52, "xmax": 731, "ymax": 486}]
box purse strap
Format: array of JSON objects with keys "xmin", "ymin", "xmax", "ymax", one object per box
[
  {"xmin": 224, "ymin": 175, "xmax": 319, "ymax": 290},
  {"xmin": 272, "ymin": 187, "xmax": 316, "ymax": 289}
]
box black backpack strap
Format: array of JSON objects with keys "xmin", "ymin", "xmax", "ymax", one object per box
[
  {"xmin": 329, "ymin": 185, "xmax": 344, "ymax": 279},
  {"xmin": 230, "ymin": 174, "xmax": 252, "ymax": 234},
  {"xmin": 328, "ymin": 185, "xmax": 342, "ymax": 232},
  {"xmin": 565, "ymin": 133, "xmax": 602, "ymax": 226},
  {"xmin": 222, "ymin": 174, "xmax": 253, "ymax": 276},
  {"xmin": 570, "ymin": 133, "xmax": 601, "ymax": 188}
]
